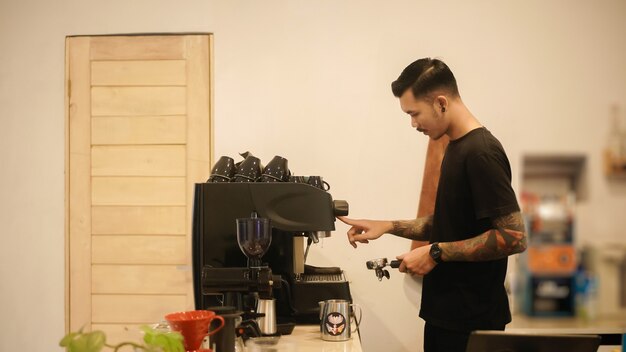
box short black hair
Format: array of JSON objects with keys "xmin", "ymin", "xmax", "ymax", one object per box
[{"xmin": 391, "ymin": 58, "xmax": 459, "ymax": 99}]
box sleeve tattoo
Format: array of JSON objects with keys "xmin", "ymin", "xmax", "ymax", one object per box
[
  {"xmin": 390, "ymin": 216, "xmax": 433, "ymax": 241},
  {"xmin": 442, "ymin": 211, "xmax": 527, "ymax": 262}
]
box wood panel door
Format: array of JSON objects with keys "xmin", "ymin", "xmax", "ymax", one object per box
[{"xmin": 65, "ymin": 34, "xmax": 213, "ymax": 343}]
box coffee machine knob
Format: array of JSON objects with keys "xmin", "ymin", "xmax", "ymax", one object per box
[{"xmin": 333, "ymin": 200, "xmax": 349, "ymax": 217}]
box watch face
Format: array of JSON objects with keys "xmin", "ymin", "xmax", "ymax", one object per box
[{"xmin": 430, "ymin": 243, "xmax": 442, "ymax": 262}]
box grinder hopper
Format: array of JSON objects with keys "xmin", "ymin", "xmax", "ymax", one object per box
[{"xmin": 236, "ymin": 212, "xmax": 271, "ymax": 268}]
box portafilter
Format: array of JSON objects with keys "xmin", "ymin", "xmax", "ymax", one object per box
[{"xmin": 365, "ymin": 258, "xmax": 400, "ymax": 281}]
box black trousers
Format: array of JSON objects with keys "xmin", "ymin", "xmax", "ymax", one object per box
[{"xmin": 423, "ymin": 323, "xmax": 470, "ymax": 352}]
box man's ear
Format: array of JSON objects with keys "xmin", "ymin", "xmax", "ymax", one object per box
[{"xmin": 434, "ymin": 95, "xmax": 448, "ymax": 113}]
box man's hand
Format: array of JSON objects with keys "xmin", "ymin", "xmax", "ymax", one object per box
[
  {"xmin": 396, "ymin": 244, "xmax": 437, "ymax": 276},
  {"xmin": 337, "ymin": 216, "xmax": 392, "ymax": 248}
]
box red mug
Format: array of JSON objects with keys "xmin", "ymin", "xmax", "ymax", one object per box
[{"xmin": 165, "ymin": 310, "xmax": 225, "ymax": 351}]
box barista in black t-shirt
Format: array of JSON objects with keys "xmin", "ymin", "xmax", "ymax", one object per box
[{"xmin": 338, "ymin": 58, "xmax": 527, "ymax": 352}]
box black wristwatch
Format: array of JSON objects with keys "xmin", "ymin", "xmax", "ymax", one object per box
[{"xmin": 429, "ymin": 242, "xmax": 444, "ymax": 264}]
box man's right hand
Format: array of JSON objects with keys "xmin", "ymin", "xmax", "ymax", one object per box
[{"xmin": 336, "ymin": 216, "xmax": 393, "ymax": 248}]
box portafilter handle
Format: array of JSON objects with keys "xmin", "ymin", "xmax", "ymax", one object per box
[{"xmin": 365, "ymin": 258, "xmax": 401, "ymax": 281}]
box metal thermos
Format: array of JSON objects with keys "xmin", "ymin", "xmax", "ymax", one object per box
[{"xmin": 256, "ymin": 298, "xmax": 277, "ymax": 335}]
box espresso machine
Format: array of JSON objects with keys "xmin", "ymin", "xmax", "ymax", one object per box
[{"xmin": 192, "ymin": 156, "xmax": 352, "ymax": 329}]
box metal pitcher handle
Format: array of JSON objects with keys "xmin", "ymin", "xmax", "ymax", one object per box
[{"xmin": 350, "ymin": 303, "xmax": 362, "ymax": 333}]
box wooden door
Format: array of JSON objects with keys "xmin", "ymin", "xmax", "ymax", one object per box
[
  {"xmin": 412, "ymin": 137, "xmax": 449, "ymax": 249},
  {"xmin": 65, "ymin": 34, "xmax": 213, "ymax": 343}
]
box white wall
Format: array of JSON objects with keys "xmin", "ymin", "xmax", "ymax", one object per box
[{"xmin": 1, "ymin": 1, "xmax": 625, "ymax": 351}]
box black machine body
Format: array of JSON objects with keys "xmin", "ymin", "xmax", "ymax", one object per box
[{"xmin": 192, "ymin": 182, "xmax": 351, "ymax": 325}]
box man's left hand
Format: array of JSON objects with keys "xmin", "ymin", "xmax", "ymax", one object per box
[{"xmin": 396, "ymin": 244, "xmax": 437, "ymax": 276}]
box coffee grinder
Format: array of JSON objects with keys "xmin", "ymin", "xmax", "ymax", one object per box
[{"xmin": 201, "ymin": 212, "xmax": 280, "ymax": 335}]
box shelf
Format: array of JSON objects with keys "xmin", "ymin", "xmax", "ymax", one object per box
[
  {"xmin": 523, "ymin": 155, "xmax": 586, "ymax": 180},
  {"xmin": 604, "ymin": 150, "xmax": 626, "ymax": 178},
  {"xmin": 522, "ymin": 154, "xmax": 587, "ymax": 200}
]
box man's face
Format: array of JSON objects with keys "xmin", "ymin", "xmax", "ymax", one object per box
[{"xmin": 399, "ymin": 89, "xmax": 447, "ymax": 140}]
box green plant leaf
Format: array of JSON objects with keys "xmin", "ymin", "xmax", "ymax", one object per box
[
  {"xmin": 61, "ymin": 330, "xmax": 106, "ymax": 352},
  {"xmin": 59, "ymin": 332, "xmax": 80, "ymax": 347},
  {"xmin": 61, "ymin": 326, "xmax": 184, "ymax": 352},
  {"xmin": 141, "ymin": 325, "xmax": 184, "ymax": 352},
  {"xmin": 84, "ymin": 331, "xmax": 106, "ymax": 351}
]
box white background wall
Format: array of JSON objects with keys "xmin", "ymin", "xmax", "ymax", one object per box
[{"xmin": 1, "ymin": 1, "xmax": 625, "ymax": 351}]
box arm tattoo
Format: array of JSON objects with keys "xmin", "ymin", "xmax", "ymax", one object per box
[
  {"xmin": 442, "ymin": 211, "xmax": 527, "ymax": 262},
  {"xmin": 390, "ymin": 216, "xmax": 432, "ymax": 241}
]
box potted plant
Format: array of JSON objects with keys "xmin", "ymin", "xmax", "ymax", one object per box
[{"xmin": 59, "ymin": 325, "xmax": 185, "ymax": 352}]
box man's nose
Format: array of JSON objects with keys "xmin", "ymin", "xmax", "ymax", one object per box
[{"xmin": 411, "ymin": 117, "xmax": 419, "ymax": 128}]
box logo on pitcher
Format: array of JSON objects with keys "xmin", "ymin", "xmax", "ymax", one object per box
[{"xmin": 324, "ymin": 312, "xmax": 346, "ymax": 336}]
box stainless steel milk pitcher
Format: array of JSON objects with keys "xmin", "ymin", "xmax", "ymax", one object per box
[{"xmin": 319, "ymin": 299, "xmax": 362, "ymax": 341}]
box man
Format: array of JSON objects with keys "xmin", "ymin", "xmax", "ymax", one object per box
[{"xmin": 338, "ymin": 58, "xmax": 527, "ymax": 352}]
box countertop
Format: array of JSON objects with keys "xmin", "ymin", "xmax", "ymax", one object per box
[
  {"xmin": 245, "ymin": 325, "xmax": 363, "ymax": 352},
  {"xmin": 508, "ymin": 314, "xmax": 625, "ymax": 352},
  {"xmin": 243, "ymin": 317, "xmax": 623, "ymax": 351},
  {"xmin": 508, "ymin": 314, "xmax": 626, "ymax": 332}
]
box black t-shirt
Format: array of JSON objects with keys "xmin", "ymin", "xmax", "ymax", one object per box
[{"xmin": 419, "ymin": 127, "xmax": 520, "ymax": 332}]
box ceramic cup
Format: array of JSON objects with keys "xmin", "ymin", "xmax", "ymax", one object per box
[
  {"xmin": 260, "ymin": 155, "xmax": 290, "ymax": 182},
  {"xmin": 208, "ymin": 156, "xmax": 236, "ymax": 182},
  {"xmin": 288, "ymin": 175, "xmax": 308, "ymax": 184},
  {"xmin": 165, "ymin": 310, "xmax": 225, "ymax": 351},
  {"xmin": 307, "ymin": 176, "xmax": 330, "ymax": 191},
  {"xmin": 231, "ymin": 155, "xmax": 262, "ymax": 182}
]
